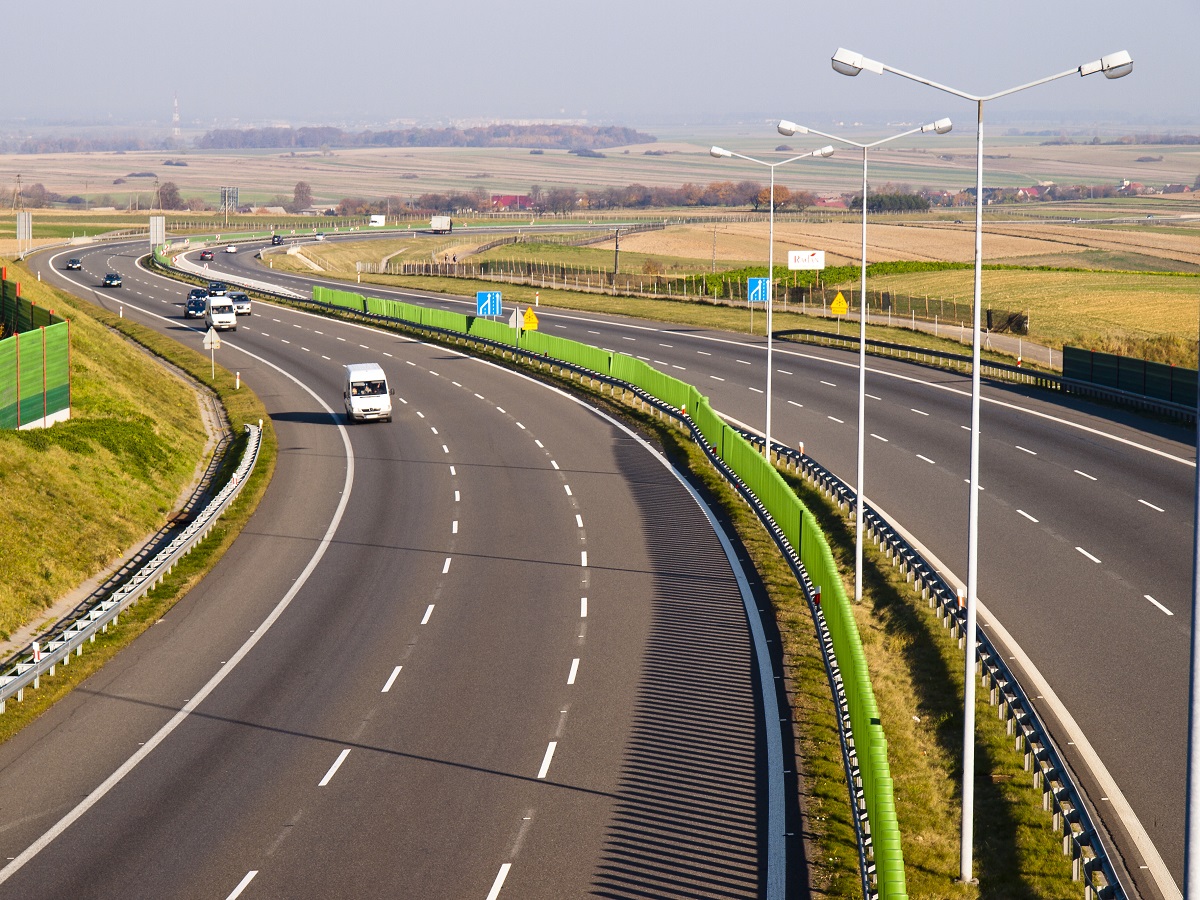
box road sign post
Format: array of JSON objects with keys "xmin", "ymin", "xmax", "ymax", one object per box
[
  {"xmin": 831, "ymin": 291, "xmax": 849, "ymax": 335},
  {"xmin": 203, "ymin": 327, "xmax": 221, "ymax": 378},
  {"xmin": 747, "ymin": 277, "xmax": 769, "ymax": 334}
]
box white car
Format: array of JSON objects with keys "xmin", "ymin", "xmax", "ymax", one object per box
[{"xmin": 225, "ymin": 245, "xmax": 238, "ymax": 253}]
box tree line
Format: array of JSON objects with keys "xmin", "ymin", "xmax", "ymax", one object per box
[{"xmin": 194, "ymin": 124, "xmax": 654, "ymax": 151}]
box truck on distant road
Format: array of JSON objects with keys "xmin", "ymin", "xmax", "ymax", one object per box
[{"xmin": 430, "ymin": 215, "xmax": 452, "ymax": 234}]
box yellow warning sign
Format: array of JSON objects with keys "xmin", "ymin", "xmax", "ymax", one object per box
[
  {"xmin": 831, "ymin": 292, "xmax": 849, "ymax": 316},
  {"xmin": 522, "ymin": 307, "xmax": 539, "ymax": 331}
]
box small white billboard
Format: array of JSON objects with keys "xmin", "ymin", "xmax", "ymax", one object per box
[
  {"xmin": 369, "ymin": 215, "xmax": 386, "ymax": 227},
  {"xmin": 787, "ymin": 250, "xmax": 826, "ymax": 271}
]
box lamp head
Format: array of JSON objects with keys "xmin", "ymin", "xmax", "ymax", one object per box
[
  {"xmin": 922, "ymin": 117, "xmax": 953, "ymax": 135},
  {"xmin": 831, "ymin": 47, "xmax": 883, "ymax": 77},
  {"xmin": 814, "ymin": 145, "xmax": 835, "ymax": 158},
  {"xmin": 710, "ymin": 146, "xmax": 733, "ymax": 159},
  {"xmin": 1080, "ymin": 50, "xmax": 1133, "ymax": 79},
  {"xmin": 777, "ymin": 119, "xmax": 807, "ymax": 137}
]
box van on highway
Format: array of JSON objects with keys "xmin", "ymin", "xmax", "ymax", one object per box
[
  {"xmin": 343, "ymin": 363, "xmax": 393, "ymax": 423},
  {"xmin": 205, "ymin": 297, "xmax": 237, "ymax": 331}
]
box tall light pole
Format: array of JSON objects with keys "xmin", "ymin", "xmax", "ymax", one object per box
[
  {"xmin": 710, "ymin": 143, "xmax": 835, "ymax": 458},
  {"xmin": 830, "ymin": 46, "xmax": 1132, "ymax": 884},
  {"xmin": 777, "ymin": 117, "xmax": 952, "ymax": 603}
]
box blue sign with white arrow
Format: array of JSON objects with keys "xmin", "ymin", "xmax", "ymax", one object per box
[
  {"xmin": 476, "ymin": 290, "xmax": 503, "ymax": 316},
  {"xmin": 747, "ymin": 277, "xmax": 770, "ymax": 304}
]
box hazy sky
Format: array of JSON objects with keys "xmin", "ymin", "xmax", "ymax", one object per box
[{"xmin": 9, "ymin": 0, "xmax": 1196, "ymax": 130}]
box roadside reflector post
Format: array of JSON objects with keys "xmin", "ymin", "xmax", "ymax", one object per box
[
  {"xmin": 814, "ymin": 586, "xmax": 821, "ymax": 607},
  {"xmin": 236, "ymin": 372, "xmax": 241, "ymax": 390},
  {"xmin": 798, "ymin": 441, "xmax": 805, "ymax": 458}
]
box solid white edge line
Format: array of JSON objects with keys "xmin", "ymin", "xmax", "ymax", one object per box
[
  {"xmin": 0, "ymin": 287, "xmax": 357, "ymax": 887},
  {"xmin": 319, "ymin": 748, "xmax": 351, "ymax": 786},
  {"xmin": 863, "ymin": 494, "xmax": 1181, "ymax": 900},
  {"xmin": 225, "ymin": 870, "xmax": 258, "ymax": 900},
  {"xmin": 1145, "ymin": 595, "xmax": 1174, "ymax": 616},
  {"xmin": 382, "ymin": 665, "xmax": 403, "ymax": 693},
  {"xmin": 484, "ymin": 863, "xmax": 512, "ymax": 900},
  {"xmin": 536, "ymin": 741, "xmax": 558, "ymax": 779}
]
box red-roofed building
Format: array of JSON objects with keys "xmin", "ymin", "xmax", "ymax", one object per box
[{"xmin": 492, "ymin": 194, "xmax": 533, "ymax": 211}]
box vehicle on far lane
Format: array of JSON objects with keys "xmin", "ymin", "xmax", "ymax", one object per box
[
  {"xmin": 102, "ymin": 273, "xmax": 122, "ymax": 288},
  {"xmin": 185, "ymin": 288, "xmax": 208, "ymax": 318},
  {"xmin": 199, "ymin": 250, "xmax": 214, "ymax": 261},
  {"xmin": 271, "ymin": 234, "xmax": 284, "ymax": 245},
  {"xmin": 229, "ymin": 291, "xmax": 251, "ymax": 316},
  {"xmin": 225, "ymin": 245, "xmax": 238, "ymax": 254},
  {"xmin": 204, "ymin": 296, "xmax": 237, "ymax": 332},
  {"xmin": 64, "ymin": 258, "xmax": 82, "ymax": 270},
  {"xmin": 207, "ymin": 281, "xmax": 227, "ymax": 296}
]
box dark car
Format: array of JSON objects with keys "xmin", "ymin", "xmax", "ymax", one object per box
[
  {"xmin": 199, "ymin": 249, "xmax": 215, "ymax": 261},
  {"xmin": 64, "ymin": 258, "xmax": 82, "ymax": 270},
  {"xmin": 185, "ymin": 288, "xmax": 208, "ymax": 318},
  {"xmin": 207, "ymin": 281, "xmax": 227, "ymax": 296},
  {"xmin": 102, "ymin": 273, "xmax": 122, "ymax": 288},
  {"xmin": 271, "ymin": 234, "xmax": 284, "ymax": 245}
]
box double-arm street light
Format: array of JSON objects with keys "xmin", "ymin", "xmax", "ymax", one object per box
[
  {"xmin": 776, "ymin": 117, "xmax": 952, "ymax": 603},
  {"xmin": 830, "ymin": 45, "xmax": 1132, "ymax": 885},
  {"xmin": 709, "ymin": 143, "xmax": 834, "ymax": 458}
]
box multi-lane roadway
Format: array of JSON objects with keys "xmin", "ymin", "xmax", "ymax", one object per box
[
  {"xmin": 0, "ymin": 243, "xmax": 791, "ymax": 899},
  {"xmin": 212, "ymin": 234, "xmax": 1197, "ymax": 899}
]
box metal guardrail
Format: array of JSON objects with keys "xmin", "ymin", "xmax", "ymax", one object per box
[
  {"xmin": 0, "ymin": 424, "xmax": 262, "ymax": 713},
  {"xmin": 740, "ymin": 430, "xmax": 1127, "ymax": 900},
  {"xmin": 777, "ymin": 328, "xmax": 1197, "ymax": 425}
]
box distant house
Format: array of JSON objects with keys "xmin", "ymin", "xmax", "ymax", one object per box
[
  {"xmin": 492, "ymin": 194, "xmax": 533, "ymax": 211},
  {"xmin": 1016, "ymin": 186, "xmax": 1041, "ymax": 200},
  {"xmin": 1162, "ymin": 183, "xmax": 1191, "ymax": 194},
  {"xmin": 256, "ymin": 206, "xmax": 289, "ymax": 215},
  {"xmin": 815, "ymin": 196, "xmax": 847, "ymax": 209},
  {"xmin": 1117, "ymin": 180, "xmax": 1146, "ymax": 195}
]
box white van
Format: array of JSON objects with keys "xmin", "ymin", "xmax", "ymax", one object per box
[
  {"xmin": 205, "ymin": 297, "xmax": 238, "ymax": 331},
  {"xmin": 343, "ymin": 363, "xmax": 393, "ymax": 423}
]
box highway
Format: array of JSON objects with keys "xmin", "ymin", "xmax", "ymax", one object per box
[
  {"xmin": 210, "ymin": 234, "xmax": 1197, "ymax": 898},
  {"xmin": 0, "ymin": 243, "xmax": 789, "ymax": 898}
]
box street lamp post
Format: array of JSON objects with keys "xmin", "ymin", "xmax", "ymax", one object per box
[
  {"xmin": 831, "ymin": 45, "xmax": 1132, "ymax": 884},
  {"xmin": 776, "ymin": 117, "xmax": 952, "ymax": 603},
  {"xmin": 710, "ymin": 143, "xmax": 834, "ymax": 458}
]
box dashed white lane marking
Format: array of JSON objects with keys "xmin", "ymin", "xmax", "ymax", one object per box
[
  {"xmin": 777, "ymin": 369, "xmax": 792, "ymax": 375},
  {"xmin": 496, "ymin": 406, "xmax": 506, "ymax": 413},
  {"xmin": 421, "ymin": 604, "xmax": 435, "ymax": 625},
  {"xmin": 318, "ymin": 749, "xmax": 351, "ymax": 786},
  {"xmin": 417, "ymin": 411, "xmax": 425, "ymax": 418},
  {"xmin": 621, "ymin": 336, "xmax": 636, "ymax": 341},
  {"xmin": 587, "ymin": 329, "xmax": 601, "ymax": 334},
  {"xmin": 1145, "ymin": 595, "xmax": 1174, "ymax": 616},
  {"xmin": 659, "ymin": 343, "xmax": 673, "ymax": 348},
  {"xmin": 321, "ymin": 355, "xmax": 330, "ymax": 360},
  {"xmin": 916, "ymin": 454, "xmax": 936, "ymax": 465},
  {"xmin": 581, "ymin": 551, "xmax": 588, "ymax": 567},
  {"xmin": 828, "ymin": 416, "xmax": 843, "ymax": 424},
  {"xmin": 452, "ymin": 381, "xmax": 461, "ymax": 387},
  {"xmin": 442, "ymin": 445, "xmax": 450, "ymax": 454},
  {"xmin": 516, "ymin": 422, "xmax": 526, "ymax": 430},
  {"xmin": 429, "ymin": 370, "xmax": 440, "ymax": 376},
  {"xmin": 536, "ymin": 742, "xmax": 558, "ymax": 779},
  {"xmin": 697, "ymin": 350, "xmax": 711, "ymax": 356},
  {"xmin": 1018, "ymin": 509, "xmax": 1039, "ymax": 523},
  {"xmin": 567, "ymin": 659, "xmax": 580, "ymax": 684},
  {"xmin": 535, "ymin": 440, "xmax": 544, "ymax": 448},
  {"xmin": 1016, "ymin": 445, "xmax": 1037, "ymax": 455},
  {"xmin": 737, "ymin": 359, "xmax": 752, "ymax": 366},
  {"xmin": 452, "ymin": 520, "xmax": 459, "ymax": 534},
  {"xmin": 787, "ymin": 400, "xmax": 803, "ymax": 408},
  {"xmin": 301, "ymin": 347, "xmax": 310, "ymax": 352},
  {"xmin": 749, "ymin": 387, "xmax": 764, "ymax": 394},
  {"xmin": 575, "ymin": 514, "xmax": 583, "ymax": 528},
  {"xmin": 406, "ymin": 360, "xmax": 416, "ymax": 366},
  {"xmin": 337, "ymin": 336, "xmax": 345, "ymax": 342},
  {"xmin": 580, "ymin": 597, "xmax": 588, "ymax": 618},
  {"xmin": 430, "ymin": 426, "xmax": 438, "ymax": 435},
  {"xmin": 442, "ymin": 557, "xmax": 452, "ymax": 574},
  {"xmin": 871, "ymin": 434, "xmax": 888, "ymax": 442},
  {"xmin": 1139, "ymin": 499, "xmax": 1164, "ymax": 512},
  {"xmin": 484, "ymin": 863, "xmax": 512, "ymax": 900},
  {"xmin": 866, "ymin": 393, "xmax": 882, "ymax": 400},
  {"xmin": 454, "ymin": 491, "xmax": 461, "ymax": 502},
  {"xmin": 449, "ymin": 466, "xmax": 456, "ymax": 475},
  {"xmin": 1075, "ymin": 469, "xmax": 1097, "ymax": 481},
  {"xmin": 710, "ymin": 375, "xmax": 725, "ymax": 382},
  {"xmin": 225, "ymin": 871, "xmax": 258, "ymax": 900},
  {"xmin": 820, "ymin": 380, "xmax": 836, "ymax": 387},
  {"xmin": 563, "ymin": 484, "xmax": 572, "ymax": 496},
  {"xmin": 382, "ymin": 666, "xmax": 403, "ymax": 693},
  {"xmin": 475, "ymin": 393, "xmax": 485, "ymax": 399},
  {"xmin": 1076, "ymin": 547, "xmax": 1102, "ymax": 564},
  {"xmin": 551, "ymin": 461, "xmax": 560, "ymax": 471},
  {"xmin": 911, "ymin": 408, "xmax": 929, "ymax": 416},
  {"xmin": 384, "ymin": 352, "xmax": 393, "ymax": 358}
]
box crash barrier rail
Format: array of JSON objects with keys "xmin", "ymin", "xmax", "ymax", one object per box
[
  {"xmin": 0, "ymin": 273, "xmax": 70, "ymax": 429},
  {"xmin": 777, "ymin": 329, "xmax": 1196, "ymax": 425},
  {"xmin": 0, "ymin": 423, "xmax": 262, "ymax": 713},
  {"xmin": 742, "ymin": 433, "xmax": 1126, "ymax": 900},
  {"xmin": 306, "ymin": 283, "xmax": 907, "ymax": 899}
]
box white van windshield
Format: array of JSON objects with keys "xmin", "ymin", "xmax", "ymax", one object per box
[{"xmin": 351, "ymin": 380, "xmax": 387, "ymax": 396}]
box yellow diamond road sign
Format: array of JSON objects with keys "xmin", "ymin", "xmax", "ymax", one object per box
[
  {"xmin": 522, "ymin": 307, "xmax": 539, "ymax": 331},
  {"xmin": 831, "ymin": 292, "xmax": 849, "ymax": 316}
]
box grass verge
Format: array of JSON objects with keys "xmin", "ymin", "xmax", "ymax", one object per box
[{"xmin": 0, "ymin": 259, "xmax": 275, "ymax": 743}]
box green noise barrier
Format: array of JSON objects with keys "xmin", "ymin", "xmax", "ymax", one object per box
[
  {"xmin": 0, "ymin": 276, "xmax": 71, "ymax": 430},
  {"xmin": 319, "ymin": 285, "xmax": 908, "ymax": 897}
]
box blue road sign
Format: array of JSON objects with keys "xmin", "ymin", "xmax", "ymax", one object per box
[
  {"xmin": 476, "ymin": 290, "xmax": 503, "ymax": 316},
  {"xmin": 747, "ymin": 277, "xmax": 770, "ymax": 304}
]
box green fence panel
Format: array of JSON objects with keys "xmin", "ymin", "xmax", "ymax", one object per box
[
  {"xmin": 329, "ymin": 289, "xmax": 366, "ymax": 313},
  {"xmin": 519, "ymin": 330, "xmax": 613, "ymax": 374},
  {"xmin": 44, "ymin": 322, "xmax": 70, "ymax": 417},
  {"xmin": 467, "ymin": 316, "xmax": 518, "ymax": 346},
  {"xmin": 365, "ymin": 296, "xmax": 387, "ymax": 317},
  {"xmin": 0, "ymin": 338, "xmax": 15, "ymax": 429},
  {"xmin": 422, "ymin": 307, "xmax": 469, "ymax": 333},
  {"xmin": 16, "ymin": 329, "xmax": 45, "ymax": 425}
]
